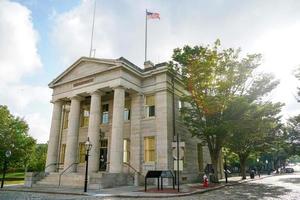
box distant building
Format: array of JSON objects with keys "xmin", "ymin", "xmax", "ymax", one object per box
[{"xmin": 42, "ymin": 57, "xmax": 222, "ymax": 188}]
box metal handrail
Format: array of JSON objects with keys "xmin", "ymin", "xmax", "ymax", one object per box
[
  {"xmin": 45, "ymin": 162, "xmax": 64, "ymax": 171},
  {"xmin": 58, "ymin": 162, "xmax": 78, "ymax": 187},
  {"xmin": 123, "ymin": 162, "xmax": 142, "ymax": 175}
]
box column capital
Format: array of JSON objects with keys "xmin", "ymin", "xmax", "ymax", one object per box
[
  {"xmin": 112, "ymin": 85, "xmax": 126, "ymax": 90},
  {"xmin": 68, "ymin": 95, "xmax": 85, "ymax": 101},
  {"xmin": 89, "ymin": 90, "xmax": 105, "ymax": 96},
  {"xmin": 131, "ymin": 92, "xmax": 144, "ymax": 97}
]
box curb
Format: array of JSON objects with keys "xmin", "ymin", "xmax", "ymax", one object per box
[{"xmin": 0, "ymin": 175, "xmax": 274, "ymax": 198}]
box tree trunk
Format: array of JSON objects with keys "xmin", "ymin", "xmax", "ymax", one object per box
[
  {"xmin": 239, "ymin": 156, "xmax": 247, "ymax": 180},
  {"xmin": 211, "ymin": 152, "xmax": 220, "ymax": 183}
]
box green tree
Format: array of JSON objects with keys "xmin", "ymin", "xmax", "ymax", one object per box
[
  {"xmin": 226, "ymin": 100, "xmax": 283, "ymax": 179},
  {"xmin": 0, "ymin": 105, "xmax": 36, "ymax": 171},
  {"xmin": 285, "ymin": 115, "xmax": 300, "ymax": 155},
  {"xmin": 169, "ymin": 40, "xmax": 278, "ymax": 182},
  {"xmin": 28, "ymin": 144, "xmax": 48, "ymax": 171}
]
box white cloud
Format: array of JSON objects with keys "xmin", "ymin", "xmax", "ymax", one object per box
[
  {"xmin": 0, "ymin": 0, "xmax": 41, "ymax": 83},
  {"xmin": 0, "ymin": 0, "xmax": 50, "ymax": 143},
  {"xmin": 52, "ymin": 0, "xmax": 115, "ymax": 66}
]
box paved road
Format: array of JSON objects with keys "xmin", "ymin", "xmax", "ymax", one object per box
[{"xmin": 1, "ymin": 173, "xmax": 299, "ymax": 200}]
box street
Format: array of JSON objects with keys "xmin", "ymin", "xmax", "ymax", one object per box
[{"xmin": 0, "ymin": 173, "xmax": 299, "ymax": 200}]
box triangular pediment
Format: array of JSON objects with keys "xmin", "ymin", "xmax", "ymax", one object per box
[{"xmin": 49, "ymin": 57, "xmax": 117, "ymax": 87}]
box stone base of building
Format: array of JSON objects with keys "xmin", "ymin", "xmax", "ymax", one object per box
[{"xmin": 26, "ymin": 172, "xmax": 134, "ymax": 189}]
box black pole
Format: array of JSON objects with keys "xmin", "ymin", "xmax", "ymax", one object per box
[
  {"xmin": 84, "ymin": 150, "xmax": 89, "ymax": 192},
  {"xmin": 171, "ymin": 72, "xmax": 179, "ymax": 192},
  {"xmin": 224, "ymin": 155, "xmax": 228, "ymax": 183},
  {"xmin": 1, "ymin": 158, "xmax": 7, "ymax": 188}
]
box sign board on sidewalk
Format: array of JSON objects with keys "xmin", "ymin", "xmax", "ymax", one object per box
[{"xmin": 172, "ymin": 142, "xmax": 185, "ymax": 160}]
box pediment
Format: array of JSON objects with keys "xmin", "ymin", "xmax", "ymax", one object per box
[{"xmin": 50, "ymin": 57, "xmax": 116, "ymax": 87}]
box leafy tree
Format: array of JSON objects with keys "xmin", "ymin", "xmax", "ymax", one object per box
[
  {"xmin": 285, "ymin": 115, "xmax": 300, "ymax": 155},
  {"xmin": 169, "ymin": 40, "xmax": 278, "ymax": 182},
  {"xmin": 289, "ymin": 155, "xmax": 300, "ymax": 163},
  {"xmin": 28, "ymin": 144, "xmax": 48, "ymax": 171},
  {"xmin": 226, "ymin": 100, "xmax": 283, "ymax": 179},
  {"xmin": 0, "ymin": 105, "xmax": 36, "ymax": 171}
]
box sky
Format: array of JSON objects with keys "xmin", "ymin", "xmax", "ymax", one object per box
[{"xmin": 1, "ymin": 0, "xmax": 300, "ymax": 143}]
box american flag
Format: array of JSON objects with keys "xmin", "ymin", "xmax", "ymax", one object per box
[{"xmin": 146, "ymin": 11, "xmax": 160, "ymax": 20}]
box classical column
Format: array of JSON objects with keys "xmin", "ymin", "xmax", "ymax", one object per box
[
  {"xmin": 45, "ymin": 100, "xmax": 63, "ymax": 173},
  {"xmin": 64, "ymin": 96, "xmax": 82, "ymax": 172},
  {"xmin": 87, "ymin": 91, "xmax": 103, "ymax": 173},
  {"xmin": 130, "ymin": 93, "xmax": 143, "ymax": 172},
  {"xmin": 109, "ymin": 86, "xmax": 125, "ymax": 173}
]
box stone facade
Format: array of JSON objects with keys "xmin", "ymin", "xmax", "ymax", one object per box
[{"xmin": 44, "ymin": 57, "xmax": 217, "ymax": 188}]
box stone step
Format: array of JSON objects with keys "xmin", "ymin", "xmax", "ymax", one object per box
[
  {"xmin": 34, "ymin": 183, "xmax": 83, "ymax": 189},
  {"xmin": 34, "ymin": 172, "xmax": 133, "ymax": 189}
]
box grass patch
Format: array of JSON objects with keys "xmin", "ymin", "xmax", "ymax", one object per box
[
  {"xmin": 5, "ymin": 172, "xmax": 25, "ymax": 178},
  {"xmin": 0, "ymin": 172, "xmax": 25, "ymax": 186},
  {"xmin": 2, "ymin": 180, "xmax": 24, "ymax": 185}
]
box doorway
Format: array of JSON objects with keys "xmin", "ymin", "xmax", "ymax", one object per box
[{"xmin": 99, "ymin": 139, "xmax": 108, "ymax": 171}]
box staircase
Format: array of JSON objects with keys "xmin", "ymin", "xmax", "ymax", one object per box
[{"xmin": 34, "ymin": 172, "xmax": 133, "ymax": 189}]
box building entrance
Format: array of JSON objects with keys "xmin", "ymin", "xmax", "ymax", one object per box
[{"xmin": 99, "ymin": 139, "xmax": 108, "ymax": 171}]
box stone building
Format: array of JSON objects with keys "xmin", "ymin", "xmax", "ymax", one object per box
[{"xmin": 41, "ymin": 57, "xmax": 222, "ymax": 189}]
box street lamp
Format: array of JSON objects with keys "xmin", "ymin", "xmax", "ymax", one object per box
[
  {"xmin": 1, "ymin": 150, "xmax": 12, "ymax": 188},
  {"xmin": 84, "ymin": 137, "xmax": 92, "ymax": 192},
  {"xmin": 256, "ymin": 158, "xmax": 260, "ymax": 177},
  {"xmin": 265, "ymin": 160, "xmax": 270, "ymax": 175}
]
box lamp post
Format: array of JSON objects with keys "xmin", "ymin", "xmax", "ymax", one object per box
[
  {"xmin": 84, "ymin": 137, "xmax": 92, "ymax": 192},
  {"xmin": 224, "ymin": 152, "xmax": 228, "ymax": 183},
  {"xmin": 265, "ymin": 160, "xmax": 269, "ymax": 175},
  {"xmin": 256, "ymin": 158, "xmax": 260, "ymax": 177},
  {"xmin": 1, "ymin": 150, "xmax": 11, "ymax": 188}
]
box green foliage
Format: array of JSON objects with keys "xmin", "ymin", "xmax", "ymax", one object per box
[
  {"xmin": 285, "ymin": 115, "xmax": 300, "ymax": 155},
  {"xmin": 289, "ymin": 155, "xmax": 300, "ymax": 163},
  {"xmin": 28, "ymin": 143, "xmax": 47, "ymax": 171},
  {"xmin": 227, "ymin": 100, "xmax": 283, "ymax": 156},
  {"xmin": 169, "ymin": 40, "xmax": 279, "ymax": 181},
  {"xmin": 0, "ymin": 105, "xmax": 36, "ymax": 171}
]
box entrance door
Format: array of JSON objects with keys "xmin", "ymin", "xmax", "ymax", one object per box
[{"xmin": 99, "ymin": 139, "xmax": 108, "ymax": 171}]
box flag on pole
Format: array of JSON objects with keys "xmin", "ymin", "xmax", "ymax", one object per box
[
  {"xmin": 146, "ymin": 11, "xmax": 160, "ymax": 20},
  {"xmin": 145, "ymin": 10, "xmax": 160, "ymax": 62}
]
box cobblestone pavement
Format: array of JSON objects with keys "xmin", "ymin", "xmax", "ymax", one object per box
[{"xmin": 0, "ymin": 173, "xmax": 299, "ymax": 200}]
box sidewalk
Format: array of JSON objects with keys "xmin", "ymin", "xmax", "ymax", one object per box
[{"xmin": 0, "ymin": 175, "xmax": 271, "ymax": 198}]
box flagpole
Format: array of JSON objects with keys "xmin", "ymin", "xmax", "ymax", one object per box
[
  {"xmin": 89, "ymin": 0, "xmax": 97, "ymax": 57},
  {"xmin": 145, "ymin": 9, "xmax": 148, "ymax": 62}
]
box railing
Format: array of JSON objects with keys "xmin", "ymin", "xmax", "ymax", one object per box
[
  {"xmin": 123, "ymin": 162, "xmax": 141, "ymax": 175},
  {"xmin": 123, "ymin": 162, "xmax": 143, "ymax": 186},
  {"xmin": 44, "ymin": 162, "xmax": 64, "ymax": 172},
  {"xmin": 58, "ymin": 162, "xmax": 79, "ymax": 187}
]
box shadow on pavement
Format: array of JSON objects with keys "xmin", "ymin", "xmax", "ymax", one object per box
[
  {"xmin": 278, "ymin": 177, "xmax": 300, "ymax": 184},
  {"xmin": 219, "ymin": 182, "xmax": 292, "ymax": 200}
]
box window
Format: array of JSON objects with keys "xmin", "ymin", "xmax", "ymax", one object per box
[
  {"xmin": 178, "ymin": 100, "xmax": 183, "ymax": 110},
  {"xmin": 124, "ymin": 100, "xmax": 131, "ymax": 121},
  {"xmin": 79, "ymin": 143, "xmax": 86, "ymax": 163},
  {"xmin": 123, "ymin": 139, "xmax": 130, "ymax": 163},
  {"xmin": 144, "ymin": 136, "xmax": 156, "ymax": 162},
  {"xmin": 145, "ymin": 95, "xmax": 155, "ymax": 118},
  {"xmin": 63, "ymin": 110, "xmax": 69, "ymax": 129},
  {"xmin": 60, "ymin": 144, "xmax": 66, "ymax": 164},
  {"xmin": 80, "ymin": 105, "xmax": 90, "ymax": 127},
  {"xmin": 102, "ymin": 104, "xmax": 109, "ymax": 124}
]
